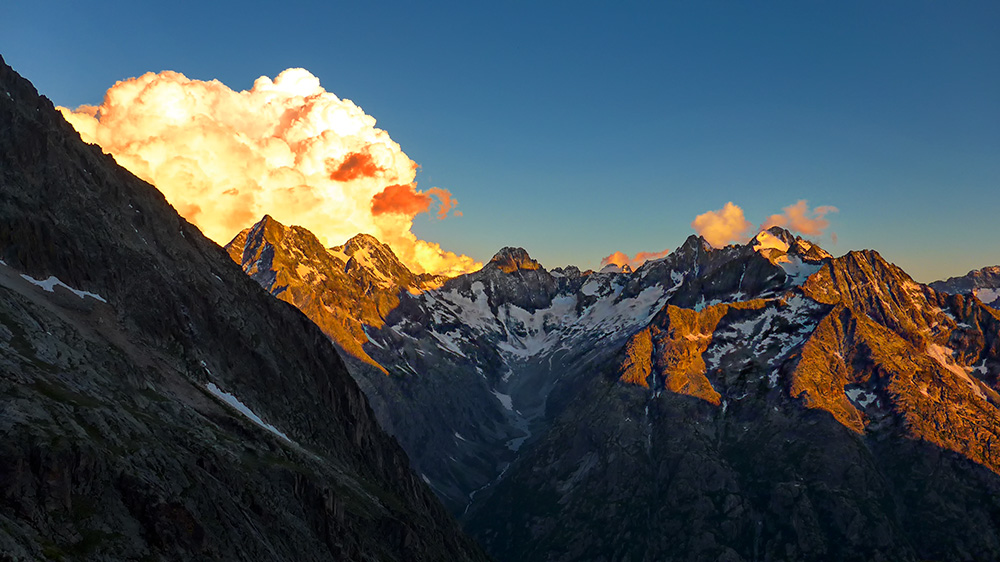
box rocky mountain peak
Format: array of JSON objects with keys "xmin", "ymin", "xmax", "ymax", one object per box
[
  {"xmin": 551, "ymin": 265, "xmax": 582, "ymax": 279},
  {"xmin": 249, "ymin": 213, "xmax": 290, "ymax": 242},
  {"xmin": 751, "ymin": 227, "xmax": 795, "ymax": 252},
  {"xmin": 334, "ymin": 233, "xmax": 414, "ymax": 286},
  {"xmin": 679, "ymin": 234, "xmax": 712, "ymax": 251},
  {"xmin": 767, "ymin": 225, "xmax": 797, "ymax": 242},
  {"xmin": 341, "ymin": 232, "xmax": 387, "ymax": 254},
  {"xmin": 488, "ymin": 247, "xmax": 543, "ymax": 273},
  {"xmin": 749, "ymin": 226, "xmax": 832, "ymax": 264}
]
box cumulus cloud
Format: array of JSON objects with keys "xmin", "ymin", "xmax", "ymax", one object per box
[
  {"xmin": 58, "ymin": 68, "xmax": 479, "ymax": 276},
  {"xmin": 760, "ymin": 200, "xmax": 838, "ymax": 237},
  {"xmin": 600, "ymin": 249, "xmax": 670, "ymax": 270},
  {"xmin": 691, "ymin": 202, "xmax": 753, "ymax": 248}
]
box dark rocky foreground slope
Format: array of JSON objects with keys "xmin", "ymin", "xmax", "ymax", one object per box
[{"xmin": 0, "ymin": 55, "xmax": 489, "ymax": 561}]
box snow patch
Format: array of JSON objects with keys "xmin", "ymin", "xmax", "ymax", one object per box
[
  {"xmin": 329, "ymin": 248, "xmax": 348, "ymax": 263},
  {"xmin": 768, "ymin": 370, "xmax": 780, "ymax": 387},
  {"xmin": 363, "ymin": 327, "xmax": 384, "ymax": 349},
  {"xmin": 205, "ymin": 382, "xmax": 293, "ymax": 443},
  {"xmin": 580, "ymin": 278, "xmax": 603, "ymax": 296},
  {"xmin": 712, "ymin": 297, "xmax": 821, "ymax": 372},
  {"xmin": 491, "ymin": 389, "xmax": 514, "ymax": 411},
  {"xmin": 435, "ymin": 281, "xmax": 498, "ymax": 333},
  {"xmin": 927, "ymin": 343, "xmax": 986, "ymax": 400},
  {"xmin": 348, "ymin": 248, "xmax": 393, "ymax": 287},
  {"xmin": 20, "ymin": 274, "xmax": 107, "ymax": 303},
  {"xmin": 430, "ymin": 329, "xmax": 468, "ymax": 358},
  {"xmin": 693, "ymin": 296, "xmax": 723, "ymax": 312},
  {"xmin": 779, "ymin": 256, "xmax": 822, "ymax": 286},
  {"xmin": 295, "ymin": 263, "xmax": 317, "ymax": 279},
  {"xmin": 975, "ymin": 288, "xmax": 1000, "ymax": 305},
  {"xmin": 846, "ymin": 387, "xmax": 878, "ymax": 408}
]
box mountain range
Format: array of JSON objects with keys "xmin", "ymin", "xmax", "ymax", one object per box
[
  {"xmin": 228, "ymin": 214, "xmax": 1000, "ymax": 561},
  {"xmin": 931, "ymin": 265, "xmax": 1000, "ymax": 308}
]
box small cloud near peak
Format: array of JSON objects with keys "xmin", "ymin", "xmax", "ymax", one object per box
[
  {"xmin": 760, "ymin": 200, "xmax": 838, "ymax": 237},
  {"xmin": 600, "ymin": 248, "xmax": 670, "ymax": 270},
  {"xmin": 691, "ymin": 202, "xmax": 753, "ymax": 247}
]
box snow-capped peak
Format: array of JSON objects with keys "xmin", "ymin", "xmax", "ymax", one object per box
[{"xmin": 751, "ymin": 229, "xmax": 791, "ymax": 253}]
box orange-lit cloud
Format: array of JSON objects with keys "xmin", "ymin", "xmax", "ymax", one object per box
[
  {"xmin": 370, "ymin": 184, "xmax": 458, "ymax": 220},
  {"xmin": 760, "ymin": 200, "xmax": 838, "ymax": 236},
  {"xmin": 329, "ymin": 149, "xmax": 384, "ymax": 181},
  {"xmin": 372, "ymin": 183, "xmax": 431, "ymax": 216},
  {"xmin": 601, "ymin": 249, "xmax": 670, "ymax": 269},
  {"xmin": 58, "ymin": 68, "xmax": 479, "ymax": 276},
  {"xmin": 427, "ymin": 187, "xmax": 456, "ymax": 219},
  {"xmin": 691, "ymin": 202, "xmax": 753, "ymax": 247}
]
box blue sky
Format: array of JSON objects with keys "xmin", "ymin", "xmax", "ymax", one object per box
[{"xmin": 3, "ymin": 1, "xmax": 998, "ymax": 281}]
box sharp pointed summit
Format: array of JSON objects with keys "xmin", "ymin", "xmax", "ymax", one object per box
[{"xmin": 487, "ymin": 247, "xmax": 543, "ymax": 273}]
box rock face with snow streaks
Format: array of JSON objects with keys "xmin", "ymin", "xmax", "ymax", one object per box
[{"xmin": 932, "ymin": 264, "xmax": 1000, "ymax": 308}]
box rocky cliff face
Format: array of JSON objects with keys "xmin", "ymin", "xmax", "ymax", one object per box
[
  {"xmin": 0, "ymin": 54, "xmax": 488, "ymax": 561},
  {"xmin": 226, "ymin": 216, "xmax": 444, "ymax": 370}
]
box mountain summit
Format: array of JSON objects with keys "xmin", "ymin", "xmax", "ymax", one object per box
[
  {"xmin": 226, "ymin": 215, "xmax": 444, "ymax": 369},
  {"xmin": 487, "ymin": 247, "xmax": 543, "ymax": 273}
]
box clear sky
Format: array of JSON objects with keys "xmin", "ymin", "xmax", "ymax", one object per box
[{"xmin": 3, "ymin": 1, "xmax": 998, "ymax": 281}]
